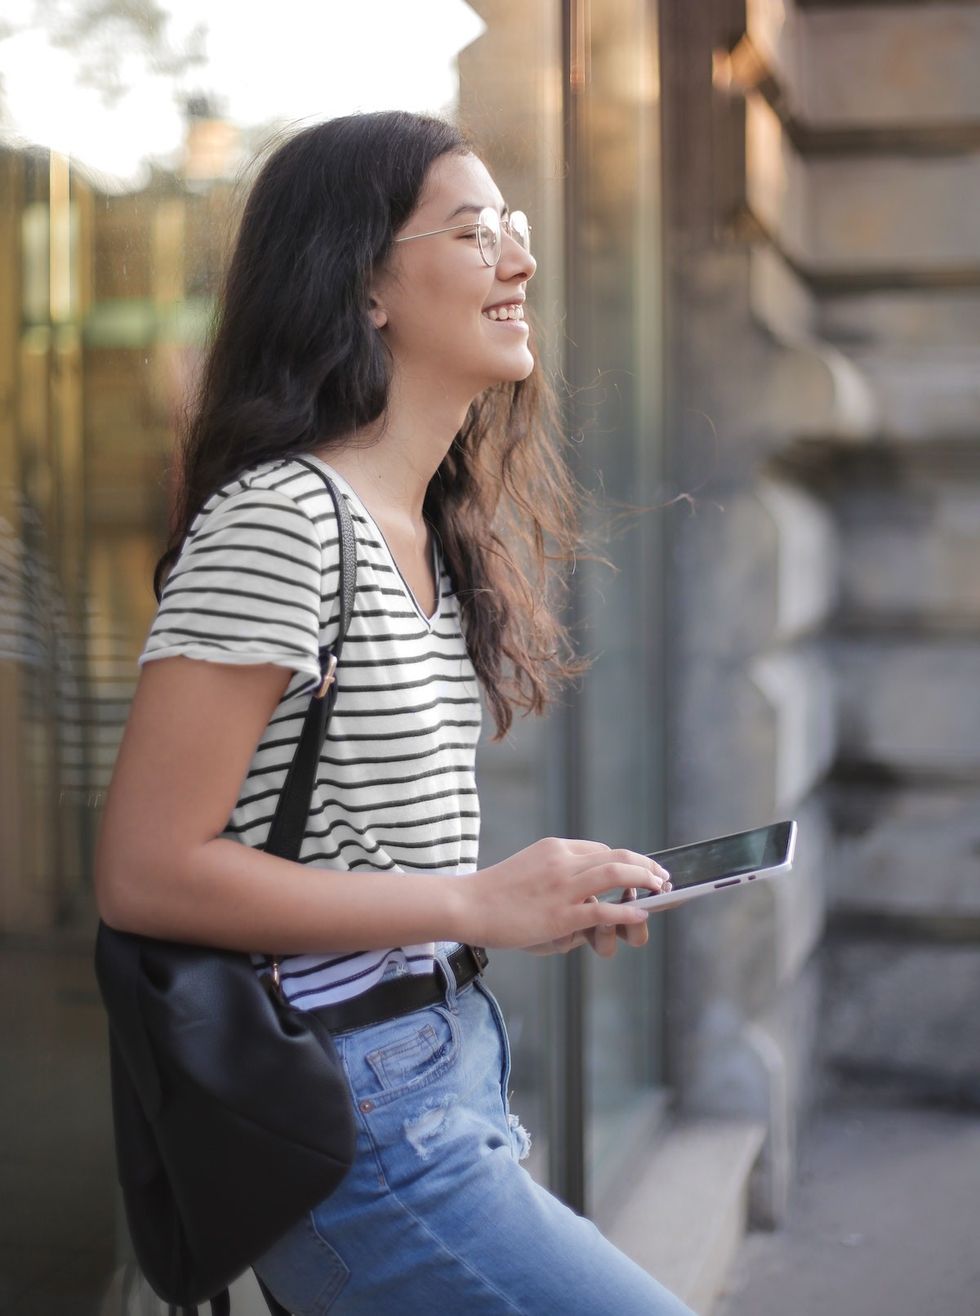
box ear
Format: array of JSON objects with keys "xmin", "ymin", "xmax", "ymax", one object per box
[{"xmin": 368, "ymin": 294, "xmax": 388, "ymax": 330}]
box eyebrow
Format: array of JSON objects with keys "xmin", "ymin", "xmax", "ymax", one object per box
[{"xmin": 443, "ymin": 201, "xmax": 509, "ymax": 222}]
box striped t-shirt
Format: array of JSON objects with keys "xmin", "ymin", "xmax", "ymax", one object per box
[{"xmin": 139, "ymin": 453, "xmax": 482, "ymax": 1009}]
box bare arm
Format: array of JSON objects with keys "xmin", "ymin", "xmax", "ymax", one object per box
[{"xmin": 95, "ymin": 657, "xmax": 665, "ymax": 953}]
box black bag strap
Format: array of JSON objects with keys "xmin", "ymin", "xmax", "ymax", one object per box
[
  {"xmin": 263, "ymin": 465, "xmax": 357, "ymax": 863},
  {"xmin": 251, "ymin": 465, "xmax": 357, "ymax": 1316}
]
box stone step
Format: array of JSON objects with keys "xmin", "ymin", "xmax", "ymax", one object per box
[
  {"xmin": 835, "ymin": 637, "xmax": 980, "ymax": 777},
  {"xmin": 605, "ymin": 1117, "xmax": 766, "ymax": 1314},
  {"xmin": 835, "ymin": 344, "xmax": 980, "ymax": 443},
  {"xmin": 821, "ymin": 938, "xmax": 980, "ymax": 1103},
  {"xmin": 820, "ymin": 289, "xmax": 980, "ymax": 350},
  {"xmin": 671, "ymin": 248, "xmax": 877, "ymax": 458},
  {"xmin": 832, "ymin": 475, "xmax": 980, "ymax": 621},
  {"xmin": 746, "ymin": 95, "xmax": 980, "ymax": 274},
  {"xmin": 749, "ymin": 0, "xmax": 980, "ymax": 128},
  {"xmin": 828, "ymin": 783, "xmax": 980, "ymax": 922}
]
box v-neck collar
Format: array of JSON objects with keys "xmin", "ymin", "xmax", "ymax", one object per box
[{"xmin": 306, "ymin": 455, "xmax": 442, "ymax": 629}]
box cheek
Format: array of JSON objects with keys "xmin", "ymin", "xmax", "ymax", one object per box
[
  {"xmin": 418, "ymin": 250, "xmax": 492, "ymax": 316},
  {"xmin": 396, "ymin": 282, "xmax": 492, "ymax": 349}
]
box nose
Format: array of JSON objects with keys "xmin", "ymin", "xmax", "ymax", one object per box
[{"xmin": 497, "ymin": 230, "xmax": 536, "ymax": 281}]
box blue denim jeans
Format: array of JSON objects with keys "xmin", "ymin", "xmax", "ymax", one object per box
[{"xmin": 253, "ymin": 948, "xmax": 694, "ymax": 1315}]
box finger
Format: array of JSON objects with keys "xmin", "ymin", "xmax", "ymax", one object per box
[
  {"xmin": 560, "ymin": 928, "xmax": 593, "ymax": 953},
  {"xmin": 572, "ymin": 859, "xmax": 667, "ymax": 903},
  {"xmin": 599, "ymin": 848, "xmax": 671, "ymax": 883},
  {"xmin": 569, "ymin": 896, "xmax": 650, "ymax": 934},
  {"xmin": 537, "ymin": 934, "xmax": 589, "ymax": 954},
  {"xmin": 584, "ymin": 898, "xmax": 619, "ymax": 958},
  {"xmin": 614, "ymin": 888, "xmax": 646, "ymax": 946},
  {"xmin": 616, "ymin": 920, "xmax": 650, "ymax": 948},
  {"xmin": 561, "ymin": 843, "xmax": 670, "ymax": 891},
  {"xmin": 622, "ymin": 849, "xmax": 671, "ymax": 883},
  {"xmin": 605, "ymin": 852, "xmax": 670, "ymax": 889},
  {"xmin": 592, "ymin": 925, "xmax": 618, "ymax": 958}
]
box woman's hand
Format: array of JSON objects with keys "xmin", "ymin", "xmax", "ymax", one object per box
[
  {"xmin": 523, "ymin": 886, "xmax": 670, "ymax": 957},
  {"xmin": 459, "ymin": 838, "xmax": 671, "ymax": 952}
]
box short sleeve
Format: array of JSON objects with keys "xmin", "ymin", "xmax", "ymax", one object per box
[{"xmin": 140, "ymin": 486, "xmax": 330, "ymax": 699}]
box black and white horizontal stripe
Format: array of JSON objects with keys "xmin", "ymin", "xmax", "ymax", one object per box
[{"xmin": 140, "ymin": 455, "xmax": 481, "ymax": 1009}]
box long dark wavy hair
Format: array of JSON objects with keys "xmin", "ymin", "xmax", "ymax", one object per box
[{"xmin": 157, "ymin": 109, "xmax": 598, "ymax": 740}]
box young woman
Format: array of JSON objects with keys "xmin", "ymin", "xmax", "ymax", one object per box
[{"xmin": 95, "ymin": 110, "xmax": 690, "ymax": 1315}]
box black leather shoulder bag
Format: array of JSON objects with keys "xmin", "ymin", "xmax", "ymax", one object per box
[{"xmin": 95, "ymin": 468, "xmax": 359, "ymax": 1315}]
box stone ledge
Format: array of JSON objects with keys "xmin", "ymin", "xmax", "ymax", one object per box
[
  {"xmin": 821, "ymin": 940, "xmax": 980, "ymax": 1103},
  {"xmin": 832, "ymin": 345, "xmax": 980, "ymax": 443},
  {"xmin": 833, "ymin": 475, "xmax": 980, "ymax": 620},
  {"xmin": 801, "ymin": 4, "xmax": 980, "ymax": 129},
  {"xmin": 810, "ymin": 153, "xmax": 980, "ymax": 271},
  {"xmin": 834, "ymin": 637, "xmax": 980, "ymax": 775},
  {"xmin": 745, "ymin": 93, "xmax": 980, "ymax": 273},
  {"xmin": 604, "ymin": 1117, "xmax": 766, "ymax": 1315},
  {"xmin": 748, "ymin": 0, "xmax": 980, "ymax": 128},
  {"xmin": 819, "ymin": 289, "xmax": 980, "ymax": 348},
  {"xmin": 670, "ymin": 248, "xmax": 876, "ymax": 461},
  {"xmin": 828, "ymin": 783, "xmax": 980, "ymax": 920}
]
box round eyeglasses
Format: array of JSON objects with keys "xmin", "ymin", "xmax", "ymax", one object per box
[{"xmin": 393, "ymin": 206, "xmax": 531, "ymax": 268}]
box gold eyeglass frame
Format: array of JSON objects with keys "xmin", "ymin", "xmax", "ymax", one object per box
[{"xmin": 392, "ymin": 206, "xmax": 531, "ymax": 267}]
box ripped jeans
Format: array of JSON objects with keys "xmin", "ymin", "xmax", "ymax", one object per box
[{"xmin": 253, "ymin": 947, "xmax": 695, "ymax": 1316}]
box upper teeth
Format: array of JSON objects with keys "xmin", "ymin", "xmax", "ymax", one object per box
[{"xmin": 483, "ymin": 304, "xmax": 525, "ymax": 321}]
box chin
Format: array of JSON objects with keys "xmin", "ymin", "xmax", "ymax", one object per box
[
  {"xmin": 462, "ymin": 346, "xmax": 536, "ymax": 393},
  {"xmin": 492, "ymin": 349, "xmax": 536, "ymax": 384}
]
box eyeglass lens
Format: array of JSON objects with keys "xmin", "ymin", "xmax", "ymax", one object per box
[{"xmin": 478, "ymin": 207, "xmax": 531, "ymax": 266}]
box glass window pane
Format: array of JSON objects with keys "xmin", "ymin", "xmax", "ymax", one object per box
[
  {"xmin": 456, "ymin": 0, "xmax": 567, "ymax": 1192},
  {"xmin": 560, "ymin": 0, "xmax": 668, "ymax": 1219},
  {"xmin": 1, "ymin": 1, "xmax": 667, "ymax": 1303},
  {"xmin": 0, "ymin": 3, "xmax": 538, "ymax": 1306}
]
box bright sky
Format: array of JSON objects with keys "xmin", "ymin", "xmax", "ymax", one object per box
[{"xmin": 0, "ymin": 0, "xmax": 485, "ymax": 190}]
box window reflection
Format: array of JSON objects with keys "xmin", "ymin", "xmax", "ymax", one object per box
[
  {"xmin": 1, "ymin": 5, "xmax": 511, "ymax": 1308},
  {"xmin": 1, "ymin": 0, "xmax": 665, "ymax": 1304},
  {"xmin": 560, "ymin": 0, "xmax": 668, "ymax": 1219}
]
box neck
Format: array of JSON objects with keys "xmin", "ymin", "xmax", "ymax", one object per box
[{"xmin": 316, "ymin": 367, "xmax": 476, "ymax": 527}]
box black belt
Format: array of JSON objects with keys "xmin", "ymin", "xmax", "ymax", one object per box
[{"xmin": 309, "ymin": 944, "xmax": 489, "ymax": 1035}]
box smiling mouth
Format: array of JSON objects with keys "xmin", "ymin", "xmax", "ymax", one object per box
[{"xmin": 482, "ymin": 304, "xmax": 525, "ymax": 322}]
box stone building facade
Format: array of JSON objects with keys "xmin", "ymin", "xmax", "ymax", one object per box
[{"xmin": 623, "ymin": 2, "xmax": 980, "ymax": 1304}]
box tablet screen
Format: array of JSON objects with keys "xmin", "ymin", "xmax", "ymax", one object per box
[{"xmin": 647, "ymin": 821, "xmax": 793, "ymax": 891}]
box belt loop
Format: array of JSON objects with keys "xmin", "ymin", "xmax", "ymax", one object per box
[{"xmin": 437, "ymin": 946, "xmax": 460, "ymax": 1012}]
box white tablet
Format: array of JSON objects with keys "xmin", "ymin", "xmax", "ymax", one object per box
[{"xmin": 628, "ymin": 820, "xmax": 797, "ymax": 912}]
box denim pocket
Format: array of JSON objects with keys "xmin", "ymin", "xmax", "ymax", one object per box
[
  {"xmin": 366, "ymin": 1018, "xmax": 443, "ymax": 1089},
  {"xmin": 348, "ymin": 1003, "xmax": 460, "ymax": 1108},
  {"xmin": 252, "ymin": 1212, "xmax": 350, "ymax": 1315}
]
